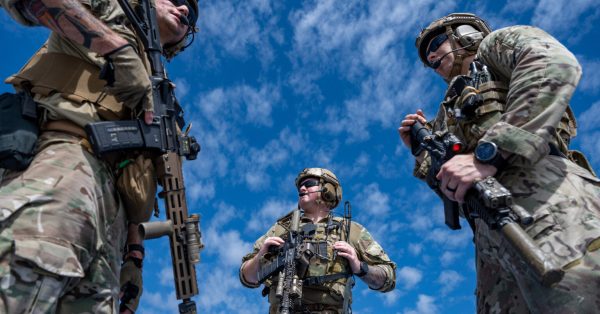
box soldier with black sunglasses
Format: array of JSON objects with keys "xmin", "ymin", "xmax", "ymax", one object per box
[
  {"xmin": 0, "ymin": 0, "xmax": 199, "ymax": 312},
  {"xmin": 239, "ymin": 168, "xmax": 396, "ymax": 314}
]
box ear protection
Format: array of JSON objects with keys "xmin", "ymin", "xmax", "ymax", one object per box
[
  {"xmin": 454, "ymin": 25, "xmax": 484, "ymax": 51},
  {"xmin": 320, "ymin": 181, "xmax": 338, "ymax": 203}
]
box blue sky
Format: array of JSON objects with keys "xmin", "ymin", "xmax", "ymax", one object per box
[{"xmin": 1, "ymin": 0, "xmax": 600, "ymax": 313}]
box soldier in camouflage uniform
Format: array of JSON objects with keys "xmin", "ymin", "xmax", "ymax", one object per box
[
  {"xmin": 240, "ymin": 168, "xmax": 396, "ymax": 314},
  {"xmin": 398, "ymin": 13, "xmax": 600, "ymax": 313},
  {"xmin": 0, "ymin": 0, "xmax": 198, "ymax": 312}
]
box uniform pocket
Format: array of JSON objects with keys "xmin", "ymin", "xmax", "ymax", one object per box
[
  {"xmin": 0, "ymin": 194, "xmax": 52, "ymax": 223},
  {"xmin": 13, "ymin": 238, "xmax": 84, "ymax": 278}
]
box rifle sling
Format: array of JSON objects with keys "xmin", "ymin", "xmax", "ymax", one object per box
[{"xmin": 303, "ymin": 272, "xmax": 352, "ymax": 286}]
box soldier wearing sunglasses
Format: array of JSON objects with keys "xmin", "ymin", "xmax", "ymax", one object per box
[
  {"xmin": 0, "ymin": 0, "xmax": 198, "ymax": 313},
  {"xmin": 398, "ymin": 13, "xmax": 600, "ymax": 313},
  {"xmin": 240, "ymin": 168, "xmax": 396, "ymax": 314}
]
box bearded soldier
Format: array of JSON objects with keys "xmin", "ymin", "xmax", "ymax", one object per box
[
  {"xmin": 240, "ymin": 168, "xmax": 396, "ymax": 314},
  {"xmin": 398, "ymin": 13, "xmax": 600, "ymax": 313},
  {"xmin": 0, "ymin": 0, "xmax": 198, "ymax": 312}
]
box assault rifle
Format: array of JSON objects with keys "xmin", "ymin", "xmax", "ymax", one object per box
[
  {"xmin": 257, "ymin": 209, "xmax": 310, "ymax": 314},
  {"xmin": 84, "ymin": 0, "xmax": 203, "ymax": 312},
  {"xmin": 410, "ymin": 121, "xmax": 564, "ymax": 286}
]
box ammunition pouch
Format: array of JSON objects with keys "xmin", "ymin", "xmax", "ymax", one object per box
[{"xmin": 0, "ymin": 91, "xmax": 39, "ymax": 171}]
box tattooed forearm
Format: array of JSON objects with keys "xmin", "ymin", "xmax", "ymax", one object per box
[{"xmin": 18, "ymin": 0, "xmax": 127, "ymax": 54}]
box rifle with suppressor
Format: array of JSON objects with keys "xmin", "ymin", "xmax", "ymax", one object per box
[
  {"xmin": 84, "ymin": 0, "xmax": 203, "ymax": 312},
  {"xmin": 409, "ymin": 121, "xmax": 564, "ymax": 286}
]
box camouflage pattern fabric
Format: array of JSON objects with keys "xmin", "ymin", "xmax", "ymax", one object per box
[
  {"xmin": 414, "ymin": 26, "xmax": 600, "ymax": 313},
  {"xmin": 0, "ymin": 132, "xmax": 126, "ymax": 313},
  {"xmin": 240, "ymin": 213, "xmax": 396, "ymax": 313}
]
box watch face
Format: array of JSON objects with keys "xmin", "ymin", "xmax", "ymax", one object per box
[{"xmin": 475, "ymin": 142, "xmax": 497, "ymax": 163}]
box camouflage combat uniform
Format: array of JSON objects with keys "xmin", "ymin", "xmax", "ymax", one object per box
[
  {"xmin": 240, "ymin": 213, "xmax": 396, "ymax": 314},
  {"xmin": 414, "ymin": 26, "xmax": 600, "ymax": 313},
  {"xmin": 0, "ymin": 0, "xmax": 143, "ymax": 312}
]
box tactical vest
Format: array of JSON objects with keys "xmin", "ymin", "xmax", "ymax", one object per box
[
  {"xmin": 264, "ymin": 214, "xmax": 357, "ymax": 309},
  {"xmin": 438, "ymin": 61, "xmax": 595, "ymax": 175},
  {"xmin": 4, "ymin": 37, "xmax": 150, "ymax": 122}
]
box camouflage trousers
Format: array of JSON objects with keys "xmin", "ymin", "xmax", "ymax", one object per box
[
  {"xmin": 475, "ymin": 155, "xmax": 600, "ymax": 314},
  {"xmin": 0, "ymin": 132, "xmax": 126, "ymax": 313}
]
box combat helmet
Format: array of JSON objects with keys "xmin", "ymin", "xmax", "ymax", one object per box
[
  {"xmin": 163, "ymin": 0, "xmax": 199, "ymax": 59},
  {"xmin": 295, "ymin": 168, "xmax": 343, "ymax": 209},
  {"xmin": 416, "ymin": 13, "xmax": 492, "ymax": 77}
]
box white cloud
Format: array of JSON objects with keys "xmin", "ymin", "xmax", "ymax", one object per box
[
  {"xmin": 437, "ymin": 270, "xmax": 465, "ymax": 296},
  {"xmin": 426, "ymin": 227, "xmax": 473, "ymax": 249},
  {"xmin": 158, "ymin": 266, "xmax": 173, "ymax": 287},
  {"xmin": 397, "ymin": 266, "xmax": 423, "ymax": 290},
  {"xmin": 186, "ymin": 180, "xmax": 216, "ymax": 202},
  {"xmin": 198, "ymin": 0, "xmax": 281, "ymax": 65},
  {"xmin": 205, "ymin": 228, "xmax": 253, "ymax": 267},
  {"xmin": 355, "ymin": 183, "xmax": 391, "ymax": 216},
  {"xmin": 140, "ymin": 291, "xmax": 179, "ymax": 314},
  {"xmin": 403, "ymin": 294, "xmax": 439, "ymax": 314},
  {"xmin": 247, "ymin": 199, "xmax": 297, "ymax": 233},
  {"xmin": 198, "ymin": 268, "xmax": 266, "ymax": 313},
  {"xmin": 578, "ymin": 57, "xmax": 600, "ymax": 94},
  {"xmin": 577, "ymin": 101, "xmax": 600, "ymax": 132},
  {"xmin": 288, "ymin": 0, "xmax": 456, "ymax": 141},
  {"xmin": 381, "ymin": 288, "xmax": 401, "ymax": 306},
  {"xmin": 440, "ymin": 251, "xmax": 460, "ymax": 267},
  {"xmin": 408, "ymin": 243, "xmax": 423, "ymax": 256},
  {"xmin": 531, "ymin": 0, "xmax": 600, "ymax": 42}
]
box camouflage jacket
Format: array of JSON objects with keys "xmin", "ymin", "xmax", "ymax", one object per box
[
  {"xmin": 415, "ymin": 25, "xmax": 583, "ymax": 179},
  {"xmin": 240, "ymin": 211, "xmax": 396, "ymax": 308},
  {"xmin": 413, "ymin": 25, "xmax": 600, "ymax": 273}
]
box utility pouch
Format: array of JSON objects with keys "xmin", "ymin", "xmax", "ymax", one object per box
[{"xmin": 0, "ymin": 91, "xmax": 39, "ymax": 170}]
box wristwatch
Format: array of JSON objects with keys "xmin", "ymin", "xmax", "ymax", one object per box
[
  {"xmin": 474, "ymin": 141, "xmax": 507, "ymax": 171},
  {"xmin": 355, "ymin": 261, "xmax": 369, "ymax": 277}
]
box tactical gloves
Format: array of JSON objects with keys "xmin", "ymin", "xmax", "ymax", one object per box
[
  {"xmin": 100, "ymin": 44, "xmax": 153, "ymax": 113},
  {"xmin": 119, "ymin": 255, "xmax": 143, "ymax": 313}
]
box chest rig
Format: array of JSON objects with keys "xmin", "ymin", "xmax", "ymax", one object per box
[{"xmin": 437, "ymin": 59, "xmax": 583, "ymax": 165}]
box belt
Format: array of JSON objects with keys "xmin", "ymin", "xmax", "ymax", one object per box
[
  {"xmin": 42, "ymin": 119, "xmax": 88, "ymax": 139},
  {"xmin": 41, "ymin": 119, "xmax": 94, "ymax": 156}
]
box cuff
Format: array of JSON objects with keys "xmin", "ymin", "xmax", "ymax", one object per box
[
  {"xmin": 481, "ymin": 121, "xmax": 549, "ymax": 164},
  {"xmin": 239, "ymin": 261, "xmax": 260, "ymax": 289}
]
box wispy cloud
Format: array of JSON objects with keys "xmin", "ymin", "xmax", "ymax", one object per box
[
  {"xmin": 578, "ymin": 56, "xmax": 600, "ymax": 95},
  {"xmin": 530, "ymin": 0, "xmax": 600, "ymax": 43},
  {"xmin": 288, "ymin": 0, "xmax": 456, "ymax": 141},
  {"xmin": 403, "ymin": 294, "xmax": 439, "ymax": 314},
  {"xmin": 397, "ymin": 266, "xmax": 423, "ymax": 290},
  {"xmin": 247, "ymin": 199, "xmax": 297, "ymax": 233},
  {"xmin": 437, "ymin": 270, "xmax": 465, "ymax": 295},
  {"xmin": 196, "ymin": 0, "xmax": 282, "ymax": 66}
]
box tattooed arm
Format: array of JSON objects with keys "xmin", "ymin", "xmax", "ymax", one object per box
[{"xmin": 16, "ymin": 0, "xmax": 127, "ymax": 55}]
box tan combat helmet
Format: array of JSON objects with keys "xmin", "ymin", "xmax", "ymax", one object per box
[
  {"xmin": 295, "ymin": 168, "xmax": 343, "ymax": 209},
  {"xmin": 415, "ymin": 13, "xmax": 492, "ymax": 78}
]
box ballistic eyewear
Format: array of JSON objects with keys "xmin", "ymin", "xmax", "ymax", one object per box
[{"xmin": 298, "ymin": 179, "xmax": 320, "ymax": 191}]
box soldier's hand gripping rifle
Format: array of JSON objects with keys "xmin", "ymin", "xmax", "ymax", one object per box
[
  {"xmin": 256, "ymin": 209, "xmax": 307, "ymax": 314},
  {"xmin": 410, "ymin": 121, "xmax": 564, "ymax": 286},
  {"xmin": 84, "ymin": 0, "xmax": 203, "ymax": 312}
]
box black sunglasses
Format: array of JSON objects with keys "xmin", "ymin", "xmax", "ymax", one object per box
[
  {"xmin": 298, "ymin": 179, "xmax": 320, "ymax": 190},
  {"xmin": 427, "ymin": 33, "xmax": 448, "ymax": 55}
]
